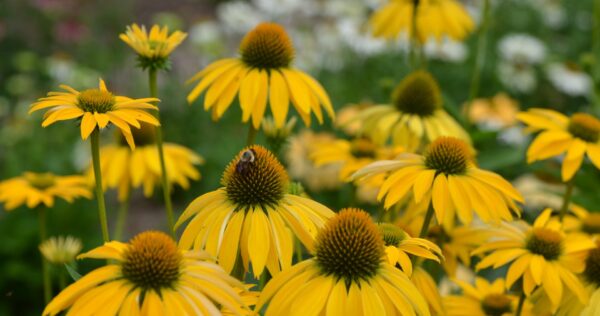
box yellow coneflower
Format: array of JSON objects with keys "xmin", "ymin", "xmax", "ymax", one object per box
[
  {"xmin": 517, "ymin": 109, "xmax": 600, "ymax": 181},
  {"xmin": 426, "ymin": 224, "xmax": 489, "ymax": 276},
  {"xmin": 473, "ymin": 209, "xmax": 596, "ymax": 312},
  {"xmin": 94, "ymin": 124, "xmax": 203, "ymax": 202},
  {"xmin": 335, "ymin": 101, "xmax": 375, "ymax": 136},
  {"xmin": 0, "ymin": 172, "xmax": 91, "ymax": 210},
  {"xmin": 377, "ymin": 223, "xmax": 443, "ymax": 277},
  {"xmin": 352, "ymin": 137, "xmax": 523, "ymax": 229},
  {"xmin": 187, "ymin": 22, "xmax": 334, "ymax": 129},
  {"xmin": 43, "ymin": 231, "xmax": 250, "ymax": 315},
  {"xmin": 466, "ymin": 93, "xmax": 520, "ymax": 129},
  {"xmin": 310, "ymin": 137, "xmax": 404, "ymax": 181},
  {"xmin": 411, "ymin": 267, "xmax": 445, "ymax": 316},
  {"xmin": 120, "ymin": 23, "xmax": 187, "ymax": 71},
  {"xmin": 39, "ymin": 236, "xmax": 82, "ymax": 265},
  {"xmin": 256, "ymin": 209, "xmax": 431, "ymax": 316},
  {"xmin": 370, "ymin": 0, "xmax": 475, "ymax": 43},
  {"xmin": 561, "ymin": 205, "xmax": 600, "ymax": 236},
  {"xmin": 354, "ymin": 71, "xmax": 470, "ymax": 151},
  {"xmin": 444, "ymin": 277, "xmax": 533, "ymax": 316},
  {"xmin": 29, "ymin": 78, "xmax": 160, "ymax": 149},
  {"xmin": 176, "ymin": 145, "xmax": 334, "ymax": 278}
]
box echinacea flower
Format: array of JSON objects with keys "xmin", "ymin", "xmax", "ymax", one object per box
[
  {"xmin": 43, "ymin": 231, "xmax": 250, "ymax": 315},
  {"xmin": 187, "ymin": 22, "xmax": 334, "ymax": 129},
  {"xmin": 561, "ymin": 205, "xmax": 600, "ymax": 236},
  {"xmin": 352, "ymin": 137, "xmax": 523, "ymax": 227},
  {"xmin": 0, "ymin": 172, "xmax": 91, "ymax": 210},
  {"xmin": 466, "ymin": 93, "xmax": 520, "ymax": 131},
  {"xmin": 29, "ymin": 79, "xmax": 160, "ymax": 149},
  {"xmin": 94, "ymin": 124, "xmax": 203, "ymax": 202},
  {"xmin": 310, "ymin": 137, "xmax": 404, "ymax": 181},
  {"xmin": 120, "ymin": 24, "xmax": 187, "ymax": 71},
  {"xmin": 473, "ymin": 209, "xmax": 596, "ymax": 312},
  {"xmin": 378, "ymin": 223, "xmax": 443, "ymax": 277},
  {"xmin": 354, "ymin": 71, "xmax": 470, "ymax": 151},
  {"xmin": 39, "ymin": 236, "xmax": 82, "ymax": 265},
  {"xmin": 176, "ymin": 145, "xmax": 334, "ymax": 277},
  {"xmin": 411, "ymin": 267, "xmax": 445, "ymax": 316},
  {"xmin": 370, "ymin": 0, "xmax": 474, "ymax": 43},
  {"xmin": 444, "ymin": 277, "xmax": 533, "ymax": 316},
  {"xmin": 256, "ymin": 209, "xmax": 431, "ymax": 316},
  {"xmin": 517, "ymin": 109, "xmax": 600, "ymax": 181}
]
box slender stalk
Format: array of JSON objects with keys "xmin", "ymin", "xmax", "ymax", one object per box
[
  {"xmin": 515, "ymin": 292, "xmax": 526, "ymax": 316},
  {"xmin": 114, "ymin": 193, "xmax": 131, "ymax": 241},
  {"xmin": 58, "ymin": 269, "xmax": 67, "ymax": 290},
  {"xmin": 593, "ymin": 0, "xmax": 600, "ymax": 114},
  {"xmin": 409, "ymin": 0, "xmax": 421, "ymax": 70},
  {"xmin": 148, "ymin": 68, "xmax": 175, "ymax": 237},
  {"xmin": 246, "ymin": 124, "xmax": 258, "ymax": 146},
  {"xmin": 90, "ymin": 129, "xmax": 110, "ymax": 242},
  {"xmin": 559, "ymin": 179, "xmax": 575, "ymax": 221},
  {"xmin": 464, "ymin": 0, "xmax": 491, "ymax": 122},
  {"xmin": 38, "ymin": 207, "xmax": 51, "ymax": 304},
  {"xmin": 418, "ymin": 204, "xmax": 435, "ymax": 238}
]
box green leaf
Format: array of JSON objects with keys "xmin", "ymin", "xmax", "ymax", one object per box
[{"xmin": 64, "ymin": 263, "xmax": 81, "ymax": 281}]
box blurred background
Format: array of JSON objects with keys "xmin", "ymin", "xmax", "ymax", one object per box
[{"xmin": 0, "ymin": 0, "xmax": 599, "ymax": 314}]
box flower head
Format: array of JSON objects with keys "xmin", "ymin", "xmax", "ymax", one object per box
[
  {"xmin": 43, "ymin": 231, "xmax": 250, "ymax": 315},
  {"xmin": 0, "ymin": 172, "xmax": 91, "ymax": 210},
  {"xmin": 29, "ymin": 79, "xmax": 160, "ymax": 149},
  {"xmin": 39, "ymin": 236, "xmax": 82, "ymax": 264},
  {"xmin": 94, "ymin": 123, "xmax": 204, "ymax": 201},
  {"xmin": 370, "ymin": 0, "xmax": 474, "ymax": 43},
  {"xmin": 354, "ymin": 71, "xmax": 470, "ymax": 151},
  {"xmin": 256, "ymin": 208, "xmax": 430, "ymax": 316},
  {"xmin": 176, "ymin": 145, "xmax": 334, "ymax": 277},
  {"xmin": 120, "ymin": 24, "xmax": 187, "ymax": 70},
  {"xmin": 517, "ymin": 109, "xmax": 600, "ymax": 181},
  {"xmin": 473, "ymin": 209, "xmax": 596, "ymax": 312},
  {"xmin": 353, "ymin": 137, "xmax": 523, "ymax": 227},
  {"xmin": 187, "ymin": 22, "xmax": 334, "ymax": 129}
]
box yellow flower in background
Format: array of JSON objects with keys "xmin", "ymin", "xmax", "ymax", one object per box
[
  {"xmin": 428, "ymin": 224, "xmax": 489, "ymax": 277},
  {"xmin": 39, "ymin": 236, "xmax": 82, "ymax": 265},
  {"xmin": 517, "ymin": 109, "xmax": 600, "ymax": 181},
  {"xmin": 310, "ymin": 137, "xmax": 404, "ymax": 181},
  {"xmin": 473, "ymin": 209, "xmax": 596, "ymax": 312},
  {"xmin": 466, "ymin": 93, "xmax": 520, "ymax": 130},
  {"xmin": 378, "ymin": 223, "xmax": 443, "ymax": 277},
  {"xmin": 370, "ymin": 0, "xmax": 474, "ymax": 43},
  {"xmin": 120, "ymin": 24, "xmax": 187, "ymax": 70},
  {"xmin": 0, "ymin": 172, "xmax": 91, "ymax": 210},
  {"xmin": 256, "ymin": 209, "xmax": 431, "ymax": 316},
  {"xmin": 29, "ymin": 79, "xmax": 160, "ymax": 149},
  {"xmin": 43, "ymin": 231, "xmax": 250, "ymax": 315},
  {"xmin": 411, "ymin": 267, "xmax": 445, "ymax": 316},
  {"xmin": 93, "ymin": 124, "xmax": 203, "ymax": 201},
  {"xmin": 335, "ymin": 101, "xmax": 375, "ymax": 136},
  {"xmin": 176, "ymin": 145, "xmax": 334, "ymax": 278},
  {"xmin": 445, "ymin": 277, "xmax": 533, "ymax": 316},
  {"xmin": 187, "ymin": 22, "xmax": 335, "ymax": 129},
  {"xmin": 561, "ymin": 205, "xmax": 600, "ymax": 236},
  {"xmin": 352, "ymin": 137, "xmax": 523, "ymax": 227},
  {"xmin": 354, "ymin": 71, "xmax": 470, "ymax": 151}
]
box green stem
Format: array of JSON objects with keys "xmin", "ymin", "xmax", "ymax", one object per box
[
  {"xmin": 246, "ymin": 124, "xmax": 258, "ymax": 146},
  {"xmin": 58, "ymin": 269, "xmax": 66, "ymax": 290},
  {"xmin": 38, "ymin": 208, "xmax": 51, "ymax": 304},
  {"xmin": 515, "ymin": 292, "xmax": 526, "ymax": 316},
  {"xmin": 409, "ymin": 0, "xmax": 421, "ymax": 70},
  {"xmin": 559, "ymin": 179, "xmax": 575, "ymax": 221},
  {"xmin": 148, "ymin": 68, "xmax": 175, "ymax": 237},
  {"xmin": 465, "ymin": 0, "xmax": 491, "ymax": 122},
  {"xmin": 90, "ymin": 129, "xmax": 110, "ymax": 242},
  {"xmin": 114, "ymin": 193, "xmax": 131, "ymax": 241},
  {"xmin": 258, "ymin": 270, "xmax": 271, "ymax": 290},
  {"xmin": 593, "ymin": 0, "xmax": 600, "ymax": 114},
  {"xmin": 418, "ymin": 204, "xmax": 435, "ymax": 238}
]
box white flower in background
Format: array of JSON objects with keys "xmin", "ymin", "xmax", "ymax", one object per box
[
  {"xmin": 498, "ymin": 126, "xmax": 528, "ymax": 146},
  {"xmin": 46, "ymin": 55, "xmax": 99, "ymax": 88},
  {"xmin": 547, "ymin": 62, "xmax": 592, "ymax": 97},
  {"xmin": 255, "ymin": 0, "xmax": 316, "ymax": 18},
  {"xmin": 216, "ymin": 1, "xmax": 263, "ymax": 34},
  {"xmin": 337, "ymin": 18, "xmax": 387, "ymax": 57},
  {"xmin": 528, "ymin": 0, "xmax": 567, "ymax": 29},
  {"xmin": 324, "ymin": 0, "xmax": 369, "ymax": 19},
  {"xmin": 498, "ymin": 61, "xmax": 538, "ymax": 93},
  {"xmin": 424, "ymin": 38, "xmax": 468, "ymax": 63},
  {"xmin": 189, "ymin": 20, "xmax": 221, "ymax": 47},
  {"xmin": 292, "ymin": 25, "xmax": 346, "ymax": 71},
  {"xmin": 498, "ymin": 33, "xmax": 546, "ymax": 65}
]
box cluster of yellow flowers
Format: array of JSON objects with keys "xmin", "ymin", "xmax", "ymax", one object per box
[{"xmin": 2, "ymin": 0, "xmax": 600, "ymax": 315}]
